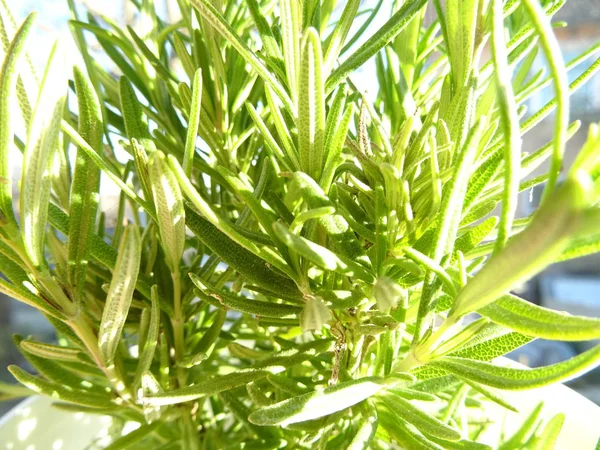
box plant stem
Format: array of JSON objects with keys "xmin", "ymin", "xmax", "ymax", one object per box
[
  {"xmin": 171, "ymin": 269, "xmax": 186, "ymax": 387},
  {"xmin": 69, "ymin": 316, "xmax": 137, "ymax": 406}
]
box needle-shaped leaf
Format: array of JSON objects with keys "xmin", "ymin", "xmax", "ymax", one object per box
[
  {"xmin": 61, "ymin": 121, "xmax": 155, "ymax": 219},
  {"xmin": 455, "ymin": 216, "xmax": 498, "ymax": 255},
  {"xmin": 246, "ymin": 102, "xmax": 293, "ymax": 171},
  {"xmin": 99, "ymin": 224, "xmax": 141, "ymax": 365},
  {"xmin": 149, "ymin": 151, "xmax": 185, "ymax": 273},
  {"xmin": 280, "ymin": 0, "xmax": 300, "ymax": 102},
  {"xmin": 19, "ymin": 340, "xmax": 84, "ymax": 364},
  {"xmin": 445, "ymin": 0, "xmax": 478, "ymax": 86},
  {"xmin": 298, "ymin": 28, "xmax": 325, "ymax": 181},
  {"xmin": 430, "ymin": 344, "xmax": 600, "ymax": 390},
  {"xmin": 480, "ymin": 292, "xmax": 600, "ymax": 341},
  {"xmin": 47, "ymin": 204, "xmax": 153, "ymax": 300},
  {"xmin": 526, "ymin": 413, "xmax": 565, "ymax": 450},
  {"xmin": 523, "ymin": 0, "xmax": 569, "ymax": 202},
  {"xmin": 103, "ymin": 422, "xmax": 161, "ymax": 450},
  {"xmin": 217, "ymin": 166, "xmax": 280, "ymax": 244},
  {"xmin": 189, "ymin": 0, "xmax": 293, "ymax": 112},
  {"xmin": 169, "ymin": 155, "xmax": 296, "ymax": 279},
  {"xmin": 8, "ymin": 365, "xmax": 113, "ymax": 408},
  {"xmin": 191, "ymin": 273, "xmax": 301, "ymax": 319},
  {"xmin": 183, "ymin": 68, "xmax": 202, "ymax": 177},
  {"xmin": 323, "ymin": 0, "xmax": 360, "ymax": 73},
  {"xmin": 491, "ymin": 0, "xmax": 522, "ymax": 252},
  {"xmin": 0, "ymin": 381, "xmax": 33, "ymax": 400},
  {"xmin": 145, "ymin": 340, "xmax": 333, "ymax": 406},
  {"xmin": 0, "ymin": 13, "xmax": 36, "ymax": 236},
  {"xmin": 184, "ymin": 205, "xmax": 301, "ymax": 299},
  {"xmin": 119, "ymin": 77, "xmax": 150, "ymax": 142},
  {"xmin": 245, "ymin": 0, "xmax": 282, "ymax": 62},
  {"xmin": 379, "ymin": 392, "xmax": 461, "ymax": 441},
  {"xmin": 134, "ymin": 285, "xmax": 160, "ymax": 387},
  {"xmin": 273, "ymin": 222, "xmax": 375, "ymax": 283},
  {"xmin": 320, "ymin": 103, "xmax": 354, "ymax": 191},
  {"xmin": 68, "ymin": 66, "xmax": 102, "ymax": 303},
  {"xmin": 347, "ymin": 407, "xmax": 378, "ymax": 450},
  {"xmin": 248, "ymin": 377, "xmax": 393, "ymax": 426},
  {"xmin": 326, "ymin": 0, "xmax": 428, "ymax": 93},
  {"xmin": 450, "ymin": 174, "xmax": 592, "ymax": 318},
  {"xmin": 20, "ymin": 40, "xmax": 67, "ymax": 268}
]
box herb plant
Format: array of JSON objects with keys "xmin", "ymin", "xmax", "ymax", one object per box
[{"xmin": 1, "ymin": 0, "xmax": 600, "ymax": 448}]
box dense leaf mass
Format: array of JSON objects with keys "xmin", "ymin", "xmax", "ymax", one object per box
[{"xmin": 1, "ymin": 0, "xmax": 600, "ymax": 447}]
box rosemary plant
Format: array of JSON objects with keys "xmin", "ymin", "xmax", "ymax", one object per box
[{"xmin": 1, "ymin": 0, "xmax": 600, "ymax": 447}]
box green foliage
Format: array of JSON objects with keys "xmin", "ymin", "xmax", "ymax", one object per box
[{"xmin": 1, "ymin": 0, "xmax": 600, "ymax": 447}]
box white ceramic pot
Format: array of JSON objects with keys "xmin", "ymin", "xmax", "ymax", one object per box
[
  {"xmin": 0, "ymin": 381, "xmax": 598, "ymax": 449},
  {"xmin": 0, "ymin": 396, "xmax": 114, "ymax": 450}
]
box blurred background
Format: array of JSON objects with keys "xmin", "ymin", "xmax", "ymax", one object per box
[{"xmin": 1, "ymin": 0, "xmax": 600, "ymax": 416}]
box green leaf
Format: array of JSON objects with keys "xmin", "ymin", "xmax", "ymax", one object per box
[
  {"xmin": 459, "ymin": 378, "xmax": 519, "ymax": 412},
  {"xmin": 431, "ymin": 118, "xmax": 485, "ymax": 264},
  {"xmin": 378, "ymin": 410, "xmax": 445, "ymax": 450},
  {"xmin": 450, "ymin": 175, "xmax": 592, "ymax": 318},
  {"xmin": 499, "ymin": 402, "xmax": 545, "ymax": 450},
  {"xmin": 61, "ymin": 121, "xmax": 155, "ymax": 219},
  {"xmin": 491, "ymin": 0, "xmax": 522, "ymax": 252},
  {"xmin": 280, "ymin": 0, "xmax": 300, "ymax": 102},
  {"xmin": 246, "ymin": 102, "xmax": 294, "ymax": 171},
  {"xmin": 19, "ymin": 339, "xmax": 85, "ymax": 364},
  {"xmin": 323, "ymin": 0, "xmax": 360, "ymax": 73},
  {"xmin": 430, "ymin": 344, "xmax": 600, "ymax": 390},
  {"xmin": 20, "ymin": 40, "xmax": 67, "ymax": 268},
  {"xmin": 414, "ymin": 119, "xmax": 485, "ymax": 336},
  {"xmin": 319, "ymin": 103, "xmax": 354, "ymax": 193},
  {"xmin": 103, "ymin": 422, "xmax": 161, "ymax": 450},
  {"xmin": 273, "ymin": 222, "xmax": 375, "ymax": 283},
  {"xmin": 245, "ymin": 0, "xmax": 282, "ymax": 62},
  {"xmin": 193, "ymin": 309, "xmax": 226, "ymax": 355},
  {"xmin": 347, "ymin": 407, "xmax": 378, "ymax": 450},
  {"xmin": 119, "ymin": 77, "xmax": 150, "ymax": 141},
  {"xmin": 415, "ymin": 326, "xmax": 533, "ymax": 381},
  {"xmin": 266, "ymin": 374, "xmax": 309, "ymax": 395},
  {"xmin": 446, "ymin": 0, "xmax": 479, "ymax": 86},
  {"xmin": 480, "ymin": 293, "xmax": 600, "ymax": 341},
  {"xmin": 0, "ymin": 380, "xmax": 34, "ymax": 400},
  {"xmin": 288, "ymin": 172, "xmax": 369, "ymax": 264},
  {"xmin": 183, "ymin": 68, "xmax": 202, "ymax": 177},
  {"xmin": 216, "ymin": 166, "xmax": 280, "ymax": 246},
  {"xmin": 190, "ymin": 273, "xmax": 301, "ymax": 319},
  {"xmin": 526, "ymin": 413, "xmax": 564, "ymax": 450},
  {"xmin": 68, "ymin": 66, "xmax": 102, "ymax": 303},
  {"xmin": 99, "ymin": 225, "xmax": 141, "ymax": 365},
  {"xmin": 523, "ymin": 0, "xmax": 569, "ymax": 202},
  {"xmin": 455, "ymin": 216, "xmax": 498, "ymax": 255},
  {"xmin": 555, "ymin": 231, "xmax": 600, "ymax": 262},
  {"xmin": 298, "ymin": 28, "xmax": 325, "ymax": 181},
  {"xmin": 184, "ymin": 205, "xmax": 301, "ymax": 299},
  {"xmin": 248, "ymin": 376, "xmax": 392, "ymax": 426},
  {"xmin": 169, "ymin": 155, "xmax": 296, "ymax": 280},
  {"xmin": 0, "ymin": 13, "xmax": 36, "ymax": 235},
  {"xmin": 145, "ymin": 340, "xmax": 333, "ymax": 406},
  {"xmin": 190, "ymin": 0, "xmax": 293, "ymax": 112},
  {"xmin": 379, "ymin": 392, "xmax": 461, "ymax": 441},
  {"xmin": 326, "ymin": 0, "xmax": 428, "ymax": 93},
  {"xmin": 47, "ymin": 204, "xmax": 153, "ymax": 300},
  {"xmin": 134, "ymin": 285, "xmax": 160, "ymax": 386},
  {"xmin": 149, "ymin": 151, "xmax": 185, "ymax": 273},
  {"xmin": 300, "ymin": 296, "xmax": 332, "ymax": 331},
  {"xmin": 8, "ymin": 365, "xmax": 113, "ymax": 408}
]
